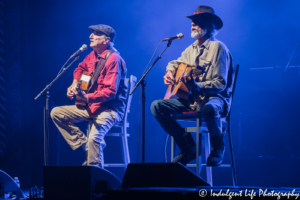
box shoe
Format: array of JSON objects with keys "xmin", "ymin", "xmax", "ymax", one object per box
[
  {"xmin": 171, "ymin": 131, "xmax": 200, "ymax": 165},
  {"xmin": 207, "ymin": 135, "xmax": 225, "ymax": 166},
  {"xmin": 82, "ymin": 161, "xmax": 87, "ymax": 166},
  {"xmin": 207, "ymin": 146, "xmax": 225, "ymax": 166},
  {"xmin": 172, "ymin": 132, "xmax": 196, "ymax": 152},
  {"xmin": 82, "ymin": 150, "xmax": 88, "ymax": 166},
  {"xmin": 171, "ymin": 149, "xmax": 196, "ymax": 165}
]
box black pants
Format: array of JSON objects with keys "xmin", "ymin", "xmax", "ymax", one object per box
[{"xmin": 150, "ymin": 98, "xmax": 224, "ymax": 151}]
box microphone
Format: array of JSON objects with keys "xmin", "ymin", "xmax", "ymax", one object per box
[
  {"xmin": 163, "ymin": 33, "xmax": 184, "ymax": 41},
  {"xmin": 71, "ymin": 44, "xmax": 88, "ymax": 58}
]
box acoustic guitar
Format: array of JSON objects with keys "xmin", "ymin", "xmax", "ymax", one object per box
[
  {"xmin": 164, "ymin": 63, "xmax": 206, "ymax": 99},
  {"xmin": 75, "ymin": 71, "xmax": 91, "ymax": 107}
]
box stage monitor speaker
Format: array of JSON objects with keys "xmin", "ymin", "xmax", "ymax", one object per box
[
  {"xmin": 0, "ymin": 170, "xmax": 24, "ymax": 199},
  {"xmin": 122, "ymin": 163, "xmax": 210, "ymax": 188},
  {"xmin": 44, "ymin": 166, "xmax": 121, "ymax": 200}
]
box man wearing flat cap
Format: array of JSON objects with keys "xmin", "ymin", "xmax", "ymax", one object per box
[
  {"xmin": 151, "ymin": 6, "xmax": 234, "ymax": 166},
  {"xmin": 51, "ymin": 24, "xmax": 127, "ymax": 168}
]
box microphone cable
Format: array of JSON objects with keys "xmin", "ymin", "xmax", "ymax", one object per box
[
  {"xmin": 135, "ymin": 39, "xmax": 163, "ymax": 163},
  {"xmin": 56, "ymin": 57, "xmax": 72, "ymax": 76},
  {"xmin": 142, "ymin": 40, "xmax": 163, "ymax": 74}
]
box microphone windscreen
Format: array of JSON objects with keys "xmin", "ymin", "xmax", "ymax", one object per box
[
  {"xmin": 177, "ymin": 33, "xmax": 184, "ymax": 39},
  {"xmin": 81, "ymin": 44, "xmax": 88, "ymax": 50}
]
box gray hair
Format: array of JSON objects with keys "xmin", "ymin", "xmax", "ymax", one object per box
[
  {"xmin": 109, "ymin": 41, "xmax": 114, "ymax": 47},
  {"xmin": 205, "ymin": 23, "xmax": 218, "ymax": 38},
  {"xmin": 103, "ymin": 35, "xmax": 114, "ymax": 47}
]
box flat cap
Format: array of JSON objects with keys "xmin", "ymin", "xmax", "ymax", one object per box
[{"xmin": 89, "ymin": 24, "xmax": 116, "ymax": 42}]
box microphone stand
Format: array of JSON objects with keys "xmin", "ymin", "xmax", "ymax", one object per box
[
  {"xmin": 130, "ymin": 40, "xmax": 173, "ymax": 163},
  {"xmin": 34, "ymin": 56, "xmax": 80, "ymax": 166}
]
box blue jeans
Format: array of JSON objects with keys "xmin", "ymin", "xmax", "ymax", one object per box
[{"xmin": 150, "ymin": 98, "xmax": 224, "ymax": 152}]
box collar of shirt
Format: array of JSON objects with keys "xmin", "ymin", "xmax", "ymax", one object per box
[
  {"xmin": 92, "ymin": 48, "xmax": 112, "ymax": 63},
  {"xmin": 94, "ymin": 49, "xmax": 107, "ymax": 60},
  {"xmin": 91, "ymin": 51, "xmax": 100, "ymax": 64},
  {"xmin": 192, "ymin": 36, "xmax": 215, "ymax": 50}
]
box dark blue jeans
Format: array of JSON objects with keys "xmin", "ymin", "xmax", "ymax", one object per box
[{"xmin": 150, "ymin": 98, "xmax": 224, "ymax": 152}]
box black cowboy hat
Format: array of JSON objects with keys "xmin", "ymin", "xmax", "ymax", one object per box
[{"xmin": 186, "ymin": 5, "xmax": 223, "ymax": 30}]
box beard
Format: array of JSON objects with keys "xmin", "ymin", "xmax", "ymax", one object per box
[{"xmin": 191, "ymin": 28, "xmax": 206, "ymax": 39}]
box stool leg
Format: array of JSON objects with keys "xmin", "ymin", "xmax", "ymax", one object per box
[
  {"xmin": 121, "ymin": 121, "xmax": 130, "ymax": 167},
  {"xmin": 227, "ymin": 117, "xmax": 237, "ymax": 186},
  {"xmin": 196, "ymin": 117, "xmax": 201, "ymax": 175},
  {"xmin": 204, "ymin": 132, "xmax": 213, "ymax": 186},
  {"xmin": 171, "ymin": 136, "xmax": 175, "ymax": 162},
  {"xmin": 85, "ymin": 121, "xmax": 93, "ymax": 151}
]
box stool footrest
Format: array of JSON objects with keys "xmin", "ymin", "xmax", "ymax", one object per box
[
  {"xmin": 113, "ymin": 122, "xmax": 129, "ymax": 127},
  {"xmin": 106, "ymin": 133, "xmax": 130, "ymax": 137},
  {"xmin": 186, "ymin": 164, "xmax": 232, "ymax": 168},
  {"xmin": 103, "ymin": 164, "xmax": 128, "ymax": 167},
  {"xmin": 184, "ymin": 126, "xmax": 208, "ymax": 133}
]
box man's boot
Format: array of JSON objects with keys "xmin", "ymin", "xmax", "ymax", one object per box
[
  {"xmin": 207, "ymin": 135, "xmax": 225, "ymax": 166},
  {"xmin": 82, "ymin": 150, "xmax": 88, "ymax": 166},
  {"xmin": 171, "ymin": 132, "xmax": 197, "ymax": 165}
]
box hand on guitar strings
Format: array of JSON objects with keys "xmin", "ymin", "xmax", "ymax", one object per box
[
  {"xmin": 180, "ymin": 70, "xmax": 198, "ymax": 90},
  {"xmin": 76, "ymin": 90, "xmax": 88, "ymax": 102},
  {"xmin": 68, "ymin": 85, "xmax": 88, "ymax": 102},
  {"xmin": 164, "ymin": 70, "xmax": 175, "ymax": 85},
  {"xmin": 67, "ymin": 86, "xmax": 76, "ymax": 100}
]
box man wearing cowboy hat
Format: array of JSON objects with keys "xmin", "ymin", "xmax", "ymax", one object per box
[
  {"xmin": 151, "ymin": 6, "xmax": 234, "ymax": 166},
  {"xmin": 51, "ymin": 24, "xmax": 127, "ymax": 168}
]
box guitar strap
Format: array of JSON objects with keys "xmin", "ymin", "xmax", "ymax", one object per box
[{"xmin": 87, "ymin": 49, "xmax": 115, "ymax": 93}]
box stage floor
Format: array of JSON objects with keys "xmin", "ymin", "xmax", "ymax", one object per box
[
  {"xmin": 100, "ymin": 186, "xmax": 300, "ymax": 200},
  {"xmin": 30, "ymin": 186, "xmax": 300, "ymax": 200}
]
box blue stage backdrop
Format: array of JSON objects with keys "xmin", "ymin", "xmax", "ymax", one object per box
[{"xmin": 2, "ymin": 0, "xmax": 300, "ymax": 188}]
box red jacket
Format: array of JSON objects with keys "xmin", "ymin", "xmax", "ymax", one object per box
[{"xmin": 73, "ymin": 49, "xmax": 127, "ymax": 117}]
